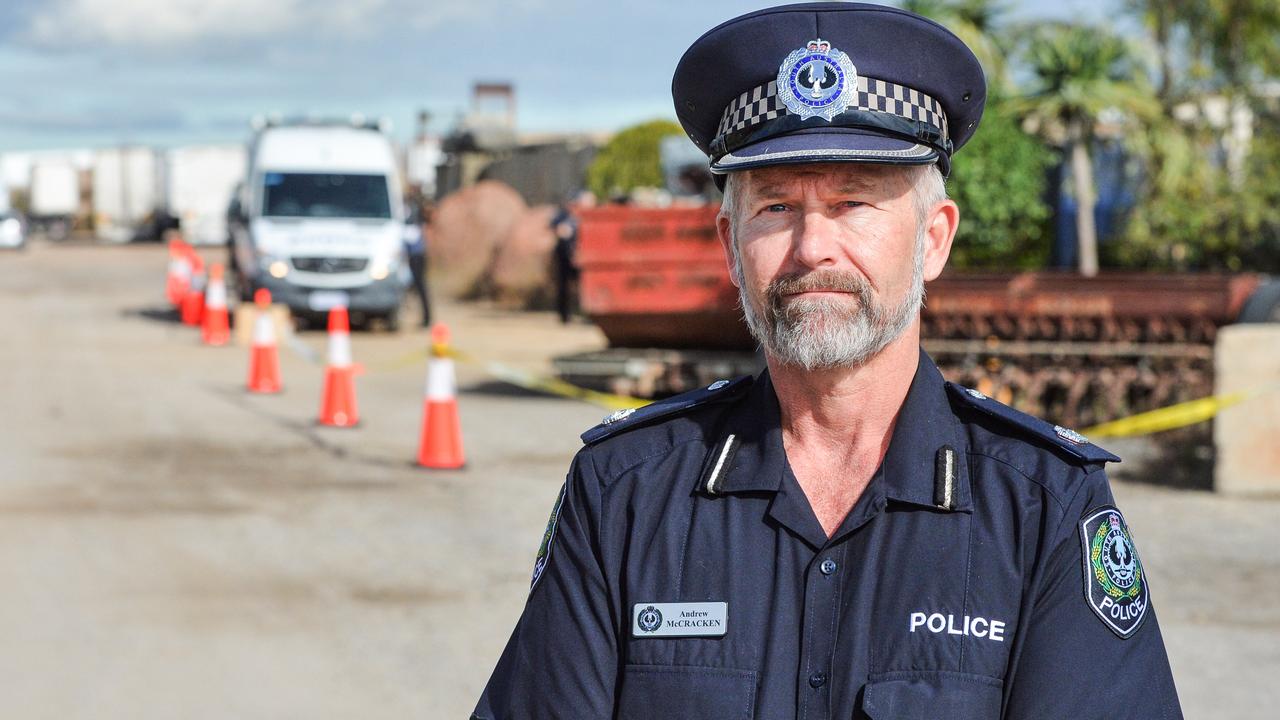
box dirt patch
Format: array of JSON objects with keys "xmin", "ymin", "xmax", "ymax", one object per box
[
  {"xmin": 0, "ymin": 495, "xmax": 250, "ymax": 517},
  {"xmin": 348, "ymin": 584, "xmax": 464, "ymax": 605}
]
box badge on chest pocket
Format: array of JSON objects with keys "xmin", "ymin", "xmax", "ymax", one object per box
[{"xmin": 632, "ymin": 602, "xmax": 728, "ymax": 638}]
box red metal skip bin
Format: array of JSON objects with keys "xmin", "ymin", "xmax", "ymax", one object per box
[{"xmin": 576, "ymin": 205, "xmax": 754, "ymax": 350}]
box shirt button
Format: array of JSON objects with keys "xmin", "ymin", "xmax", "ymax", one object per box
[
  {"xmin": 820, "ymin": 558, "xmax": 838, "ymax": 575},
  {"xmin": 809, "ymin": 672, "xmax": 827, "ymax": 689}
]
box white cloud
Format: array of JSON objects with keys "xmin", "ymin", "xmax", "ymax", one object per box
[
  {"xmin": 27, "ymin": 0, "xmax": 304, "ymax": 47},
  {"xmin": 18, "ymin": 0, "xmax": 515, "ymax": 50}
]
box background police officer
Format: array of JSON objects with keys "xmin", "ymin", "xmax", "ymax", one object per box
[
  {"xmin": 550, "ymin": 203, "xmax": 579, "ymax": 325},
  {"xmin": 473, "ymin": 4, "xmax": 1182, "ymax": 718},
  {"xmin": 402, "ymin": 202, "xmax": 432, "ymax": 328}
]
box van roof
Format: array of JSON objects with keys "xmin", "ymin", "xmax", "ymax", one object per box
[{"xmin": 254, "ymin": 126, "xmax": 396, "ymax": 174}]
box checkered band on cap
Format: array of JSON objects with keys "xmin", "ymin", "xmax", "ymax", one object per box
[{"xmin": 715, "ymin": 75, "xmax": 949, "ymax": 143}]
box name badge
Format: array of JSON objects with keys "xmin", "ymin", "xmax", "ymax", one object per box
[{"xmin": 632, "ymin": 602, "xmax": 727, "ymax": 637}]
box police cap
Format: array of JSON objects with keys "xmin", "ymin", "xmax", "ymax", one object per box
[{"xmin": 672, "ymin": 2, "xmax": 986, "ymax": 177}]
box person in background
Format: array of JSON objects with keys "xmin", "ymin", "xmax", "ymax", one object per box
[
  {"xmin": 402, "ymin": 203, "xmax": 431, "ymax": 328},
  {"xmin": 550, "ymin": 203, "xmax": 579, "ymax": 324}
]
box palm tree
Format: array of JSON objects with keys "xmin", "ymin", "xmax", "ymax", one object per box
[
  {"xmin": 1127, "ymin": 0, "xmax": 1280, "ymax": 183},
  {"xmin": 1014, "ymin": 23, "xmax": 1159, "ymax": 277},
  {"xmin": 1124, "ymin": 0, "xmax": 1205, "ymax": 109}
]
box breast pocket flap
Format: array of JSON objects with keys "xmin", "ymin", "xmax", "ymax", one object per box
[
  {"xmin": 618, "ymin": 665, "xmax": 757, "ymax": 720},
  {"xmin": 863, "ymin": 670, "xmax": 1002, "ymax": 720}
]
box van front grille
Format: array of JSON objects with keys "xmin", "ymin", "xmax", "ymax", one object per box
[{"xmin": 292, "ymin": 257, "xmax": 368, "ymax": 273}]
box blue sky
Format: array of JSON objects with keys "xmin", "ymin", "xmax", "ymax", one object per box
[{"xmin": 0, "ymin": 0, "xmax": 1114, "ymax": 151}]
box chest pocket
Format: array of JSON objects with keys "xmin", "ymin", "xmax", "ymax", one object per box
[
  {"xmin": 617, "ymin": 665, "xmax": 758, "ymax": 720},
  {"xmin": 862, "ymin": 671, "xmax": 1002, "ymax": 720},
  {"xmin": 864, "ymin": 507, "xmax": 1018, "ymax": 678}
]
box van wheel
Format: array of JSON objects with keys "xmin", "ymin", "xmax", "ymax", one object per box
[{"xmin": 382, "ymin": 308, "xmax": 401, "ymax": 333}]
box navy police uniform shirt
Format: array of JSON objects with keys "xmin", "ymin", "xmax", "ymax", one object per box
[{"xmin": 473, "ymin": 351, "xmax": 1182, "ymax": 719}]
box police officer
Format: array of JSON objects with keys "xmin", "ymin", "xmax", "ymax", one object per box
[
  {"xmin": 550, "ymin": 203, "xmax": 579, "ymax": 324},
  {"xmin": 474, "ymin": 4, "xmax": 1182, "ymax": 718},
  {"xmin": 403, "ymin": 203, "xmax": 432, "ymax": 328}
]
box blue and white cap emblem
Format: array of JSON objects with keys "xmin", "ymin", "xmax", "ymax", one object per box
[{"xmin": 776, "ymin": 39, "xmax": 858, "ymax": 121}]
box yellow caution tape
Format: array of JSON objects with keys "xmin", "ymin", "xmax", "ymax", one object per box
[
  {"xmin": 1082, "ymin": 392, "xmax": 1250, "ymax": 439},
  {"xmin": 351, "ymin": 342, "xmax": 647, "ymax": 411},
  {"xmin": 365, "ymin": 346, "xmax": 472, "ymax": 372},
  {"xmin": 375, "ymin": 346, "xmax": 430, "ymax": 371},
  {"xmin": 291, "ymin": 333, "xmax": 1280, "ymax": 434},
  {"xmin": 483, "ymin": 362, "xmax": 647, "ymax": 412},
  {"xmin": 1083, "ymin": 381, "xmax": 1280, "ymax": 439}
]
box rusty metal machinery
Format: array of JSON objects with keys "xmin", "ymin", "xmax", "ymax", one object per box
[{"xmin": 922, "ymin": 272, "xmax": 1266, "ymax": 428}]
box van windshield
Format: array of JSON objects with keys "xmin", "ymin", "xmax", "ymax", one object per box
[{"xmin": 261, "ymin": 172, "xmax": 391, "ymax": 219}]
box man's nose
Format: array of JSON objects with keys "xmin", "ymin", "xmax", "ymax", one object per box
[{"xmin": 792, "ymin": 211, "xmax": 843, "ymax": 268}]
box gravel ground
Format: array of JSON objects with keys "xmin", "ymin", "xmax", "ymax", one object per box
[{"xmin": 0, "ymin": 239, "xmax": 1274, "ymax": 718}]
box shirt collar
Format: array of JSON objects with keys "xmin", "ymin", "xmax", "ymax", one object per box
[
  {"xmin": 703, "ymin": 370, "xmax": 788, "ymax": 495},
  {"xmin": 700, "ymin": 349, "xmax": 972, "ymax": 513},
  {"xmin": 880, "ymin": 349, "xmax": 973, "ymax": 512}
]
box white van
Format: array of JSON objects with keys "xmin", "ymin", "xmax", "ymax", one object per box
[{"xmin": 229, "ymin": 119, "xmax": 405, "ymax": 328}]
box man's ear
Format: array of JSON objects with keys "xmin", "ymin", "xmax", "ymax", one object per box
[
  {"xmin": 716, "ymin": 212, "xmax": 741, "ymax": 289},
  {"xmin": 921, "ymin": 199, "xmax": 959, "ymax": 282}
]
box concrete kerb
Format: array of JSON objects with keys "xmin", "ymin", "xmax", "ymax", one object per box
[{"xmin": 1214, "ymin": 324, "xmax": 1280, "ymax": 495}]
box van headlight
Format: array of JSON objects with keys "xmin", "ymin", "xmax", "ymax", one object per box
[
  {"xmin": 370, "ymin": 259, "xmax": 393, "ymax": 280},
  {"xmin": 257, "ymin": 252, "xmax": 289, "ymax": 278}
]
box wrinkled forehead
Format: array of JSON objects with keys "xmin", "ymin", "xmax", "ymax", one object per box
[{"xmin": 737, "ymin": 163, "xmax": 914, "ymax": 200}]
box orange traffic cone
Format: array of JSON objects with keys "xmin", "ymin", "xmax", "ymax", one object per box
[
  {"xmin": 417, "ymin": 324, "xmax": 465, "ymax": 468},
  {"xmin": 201, "ymin": 263, "xmax": 231, "ymax": 346},
  {"xmin": 318, "ymin": 306, "xmax": 359, "ymax": 427},
  {"xmin": 166, "ymin": 236, "xmax": 193, "ymax": 307},
  {"xmin": 180, "ymin": 255, "xmax": 206, "ymax": 326},
  {"xmin": 246, "ymin": 289, "xmax": 281, "ymax": 393}
]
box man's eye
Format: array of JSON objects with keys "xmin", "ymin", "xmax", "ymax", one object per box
[
  {"xmin": 841, "ymin": 201, "xmax": 865, "ymax": 208},
  {"xmin": 765, "ymin": 203, "xmax": 789, "ymax": 212}
]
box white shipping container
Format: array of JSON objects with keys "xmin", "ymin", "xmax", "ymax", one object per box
[
  {"xmin": 29, "ymin": 160, "xmax": 80, "ymax": 218},
  {"xmin": 404, "ymin": 136, "xmax": 442, "ymax": 196},
  {"xmin": 166, "ymin": 145, "xmax": 245, "ymax": 246},
  {"xmin": 0, "ymin": 154, "xmax": 29, "ymax": 194},
  {"xmin": 92, "ymin": 147, "xmax": 162, "ymax": 243}
]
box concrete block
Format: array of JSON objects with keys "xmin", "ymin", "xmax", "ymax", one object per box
[
  {"xmin": 232, "ymin": 304, "xmax": 293, "ymax": 347},
  {"xmin": 1214, "ymin": 324, "xmax": 1280, "ymax": 494}
]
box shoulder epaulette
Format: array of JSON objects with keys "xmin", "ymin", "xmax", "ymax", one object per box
[
  {"xmin": 945, "ymin": 382, "xmax": 1121, "ymax": 464},
  {"xmin": 580, "ymin": 375, "xmax": 754, "ymax": 445}
]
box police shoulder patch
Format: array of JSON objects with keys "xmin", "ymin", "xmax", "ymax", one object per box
[
  {"xmin": 580, "ymin": 375, "xmax": 753, "ymax": 445},
  {"xmin": 945, "ymin": 382, "xmax": 1120, "ymax": 464},
  {"xmin": 529, "ymin": 483, "xmax": 567, "ymax": 593},
  {"xmin": 1080, "ymin": 505, "xmax": 1149, "ymax": 638}
]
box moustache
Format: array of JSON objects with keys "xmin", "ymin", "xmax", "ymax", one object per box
[{"xmin": 767, "ymin": 269, "xmax": 873, "ymax": 308}]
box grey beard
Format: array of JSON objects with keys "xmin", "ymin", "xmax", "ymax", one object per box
[{"xmin": 733, "ymin": 228, "xmax": 925, "ymax": 370}]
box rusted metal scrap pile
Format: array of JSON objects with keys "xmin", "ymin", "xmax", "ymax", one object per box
[{"xmin": 922, "ymin": 273, "xmax": 1263, "ymax": 427}]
